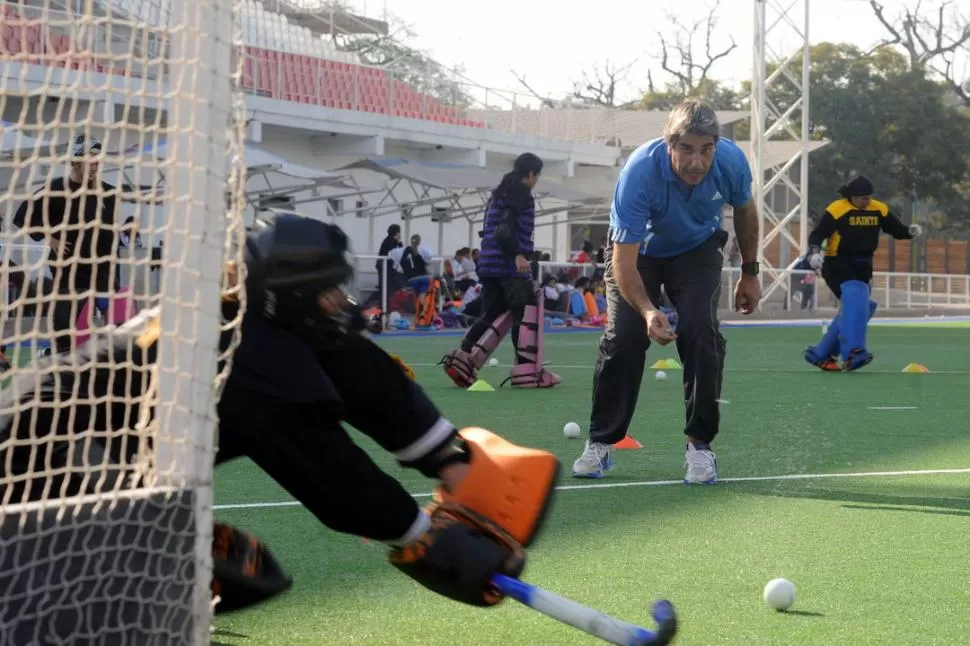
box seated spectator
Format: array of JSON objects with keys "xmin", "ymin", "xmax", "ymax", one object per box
[
  {"xmin": 400, "ymin": 233, "xmax": 433, "ymax": 294},
  {"xmin": 453, "ymin": 247, "xmax": 479, "ymax": 293},
  {"xmin": 542, "ymin": 274, "xmax": 565, "ymax": 313},
  {"xmin": 441, "ymin": 256, "xmax": 457, "ymax": 297}
]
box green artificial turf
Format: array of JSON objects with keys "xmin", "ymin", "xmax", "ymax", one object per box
[{"xmin": 211, "ymin": 324, "xmax": 970, "ymax": 645}]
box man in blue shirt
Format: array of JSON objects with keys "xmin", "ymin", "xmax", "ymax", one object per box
[{"xmin": 572, "ymin": 99, "xmax": 762, "ymax": 484}]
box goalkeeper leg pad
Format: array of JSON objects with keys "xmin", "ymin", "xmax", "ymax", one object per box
[
  {"xmin": 805, "ymin": 298, "xmax": 877, "ymax": 368},
  {"xmin": 211, "ymin": 523, "xmax": 293, "ymax": 614},
  {"xmin": 441, "ymin": 312, "xmax": 512, "ymax": 387},
  {"xmin": 388, "ymin": 501, "xmax": 526, "ymax": 607},
  {"xmin": 434, "ymin": 427, "xmax": 560, "ymax": 547},
  {"xmin": 838, "ymin": 281, "xmax": 871, "ymax": 362},
  {"xmin": 805, "ymin": 311, "xmax": 842, "ymax": 366},
  {"xmin": 507, "ymin": 299, "xmax": 560, "ymax": 388}
]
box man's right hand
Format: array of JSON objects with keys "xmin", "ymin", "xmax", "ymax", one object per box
[
  {"xmin": 644, "ymin": 309, "xmax": 676, "ymax": 345},
  {"xmin": 515, "ymin": 255, "xmax": 531, "ymax": 274}
]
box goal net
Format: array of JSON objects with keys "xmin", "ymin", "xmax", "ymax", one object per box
[{"xmin": 0, "ymin": 0, "xmax": 247, "ymax": 643}]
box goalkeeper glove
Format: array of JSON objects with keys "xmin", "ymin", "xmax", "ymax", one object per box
[{"xmin": 388, "ymin": 501, "xmax": 525, "ymax": 607}]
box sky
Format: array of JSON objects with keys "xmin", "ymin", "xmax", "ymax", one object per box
[{"xmin": 340, "ymin": 0, "xmax": 969, "ymax": 108}]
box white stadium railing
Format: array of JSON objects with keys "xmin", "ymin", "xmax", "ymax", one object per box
[
  {"xmin": 6, "ymin": 249, "xmax": 967, "ymax": 336},
  {"xmin": 344, "ymin": 257, "xmax": 970, "ymax": 328}
]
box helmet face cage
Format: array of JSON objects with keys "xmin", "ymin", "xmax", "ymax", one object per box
[{"xmin": 244, "ymin": 211, "xmax": 360, "ymax": 328}]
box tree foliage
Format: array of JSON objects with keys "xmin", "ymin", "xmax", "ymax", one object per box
[
  {"xmin": 764, "ymin": 42, "xmax": 970, "ymax": 229},
  {"xmin": 637, "ymin": 77, "xmax": 743, "ymax": 111}
]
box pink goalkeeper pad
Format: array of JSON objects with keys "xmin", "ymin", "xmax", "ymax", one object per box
[{"xmin": 74, "ymin": 289, "xmax": 138, "ymax": 346}]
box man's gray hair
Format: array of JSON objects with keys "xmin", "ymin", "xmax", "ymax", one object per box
[{"xmin": 663, "ymin": 99, "xmax": 721, "ymax": 147}]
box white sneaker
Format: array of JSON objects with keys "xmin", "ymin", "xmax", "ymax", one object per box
[
  {"xmin": 571, "ymin": 440, "xmax": 615, "ymax": 478},
  {"xmin": 684, "ymin": 443, "xmax": 718, "ymax": 484}
]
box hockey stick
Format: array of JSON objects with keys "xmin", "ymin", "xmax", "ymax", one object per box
[{"xmin": 491, "ymin": 574, "xmax": 677, "ymax": 645}]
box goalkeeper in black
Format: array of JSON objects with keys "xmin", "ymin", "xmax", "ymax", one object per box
[
  {"xmin": 802, "ymin": 175, "xmax": 922, "ymax": 371},
  {"xmin": 0, "ymin": 212, "xmax": 560, "ymax": 637}
]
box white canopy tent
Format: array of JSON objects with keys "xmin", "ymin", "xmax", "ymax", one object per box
[
  {"xmin": 331, "ymin": 156, "xmax": 599, "ymax": 254},
  {"xmin": 118, "ymin": 139, "xmax": 367, "ymax": 206}
]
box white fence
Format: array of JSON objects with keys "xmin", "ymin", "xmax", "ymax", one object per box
[
  {"xmin": 531, "ymin": 262, "xmax": 970, "ymax": 313},
  {"xmin": 6, "ymin": 252, "xmax": 967, "ymax": 338}
]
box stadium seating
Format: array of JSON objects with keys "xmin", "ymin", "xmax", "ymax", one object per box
[{"xmin": 0, "ymin": 0, "xmax": 485, "ymax": 128}]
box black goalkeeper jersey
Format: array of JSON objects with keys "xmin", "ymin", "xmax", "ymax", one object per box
[{"xmin": 808, "ymin": 198, "xmax": 911, "ymax": 261}]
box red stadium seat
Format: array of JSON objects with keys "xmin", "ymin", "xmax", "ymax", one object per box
[{"xmin": 0, "ymin": 24, "xmax": 483, "ymax": 128}]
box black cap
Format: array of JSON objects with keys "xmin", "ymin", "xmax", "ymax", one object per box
[{"xmin": 838, "ymin": 176, "xmax": 874, "ymax": 198}]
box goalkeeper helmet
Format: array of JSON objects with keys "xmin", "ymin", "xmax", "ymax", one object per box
[{"xmin": 244, "ymin": 210, "xmax": 355, "ymax": 328}]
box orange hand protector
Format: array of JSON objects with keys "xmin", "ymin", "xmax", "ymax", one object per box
[{"xmin": 434, "ymin": 428, "xmax": 560, "ymax": 547}]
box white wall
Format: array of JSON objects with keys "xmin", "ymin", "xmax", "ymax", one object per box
[
  {"xmin": 0, "ymin": 103, "xmax": 572, "ymax": 268},
  {"xmin": 257, "ymin": 128, "xmax": 568, "ymax": 261}
]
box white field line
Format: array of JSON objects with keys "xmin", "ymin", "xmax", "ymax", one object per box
[{"xmin": 213, "ymin": 467, "xmax": 970, "ymax": 511}]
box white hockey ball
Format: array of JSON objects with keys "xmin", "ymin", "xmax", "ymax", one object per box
[
  {"xmin": 563, "ymin": 422, "xmax": 581, "ymax": 438},
  {"xmin": 488, "ymin": 358, "xmax": 499, "ymax": 366},
  {"xmin": 763, "ymin": 578, "xmax": 796, "ymax": 611},
  {"xmin": 656, "ymin": 370, "xmax": 667, "ymax": 381}
]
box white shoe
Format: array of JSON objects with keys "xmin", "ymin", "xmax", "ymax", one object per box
[
  {"xmin": 571, "ymin": 440, "xmax": 615, "ymax": 478},
  {"xmin": 684, "ymin": 443, "xmax": 718, "ymax": 484}
]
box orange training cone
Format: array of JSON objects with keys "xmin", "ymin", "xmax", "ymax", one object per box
[{"xmin": 615, "ymin": 435, "xmax": 643, "ymax": 450}]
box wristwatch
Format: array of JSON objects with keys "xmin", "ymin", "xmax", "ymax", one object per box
[{"xmin": 741, "ymin": 261, "xmax": 760, "ymax": 276}]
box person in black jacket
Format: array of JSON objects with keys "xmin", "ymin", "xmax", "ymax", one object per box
[{"xmin": 12, "ymin": 135, "xmax": 119, "ymax": 354}]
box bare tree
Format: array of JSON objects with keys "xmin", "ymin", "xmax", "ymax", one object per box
[
  {"xmin": 868, "ymin": 0, "xmax": 970, "ymax": 105},
  {"xmin": 508, "ymin": 0, "xmax": 739, "ymax": 110},
  {"xmin": 655, "ymin": 0, "xmax": 737, "ymax": 95},
  {"xmin": 508, "ymin": 59, "xmax": 639, "ymax": 109},
  {"xmin": 508, "ymin": 71, "xmax": 558, "ymax": 109},
  {"xmin": 571, "ymin": 59, "xmax": 640, "ymax": 107}
]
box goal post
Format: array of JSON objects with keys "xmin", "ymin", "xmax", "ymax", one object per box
[{"xmin": 0, "ymin": 0, "xmax": 247, "ymax": 642}]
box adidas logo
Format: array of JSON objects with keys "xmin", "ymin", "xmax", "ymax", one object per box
[{"xmin": 711, "ymin": 191, "xmax": 723, "ymax": 201}]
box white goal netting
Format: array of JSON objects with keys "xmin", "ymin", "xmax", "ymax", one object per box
[{"xmin": 0, "ymin": 0, "xmax": 247, "ymax": 643}]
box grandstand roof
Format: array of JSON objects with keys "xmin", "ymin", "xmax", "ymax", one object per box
[
  {"xmin": 335, "ymin": 157, "xmax": 597, "ymax": 205},
  {"xmin": 261, "ymin": 0, "xmax": 389, "ymax": 35},
  {"xmin": 466, "ymin": 108, "xmax": 749, "ymax": 148}
]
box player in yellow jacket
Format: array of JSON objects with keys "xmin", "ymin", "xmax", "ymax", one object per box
[{"xmin": 803, "ymin": 176, "xmax": 922, "ymax": 371}]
